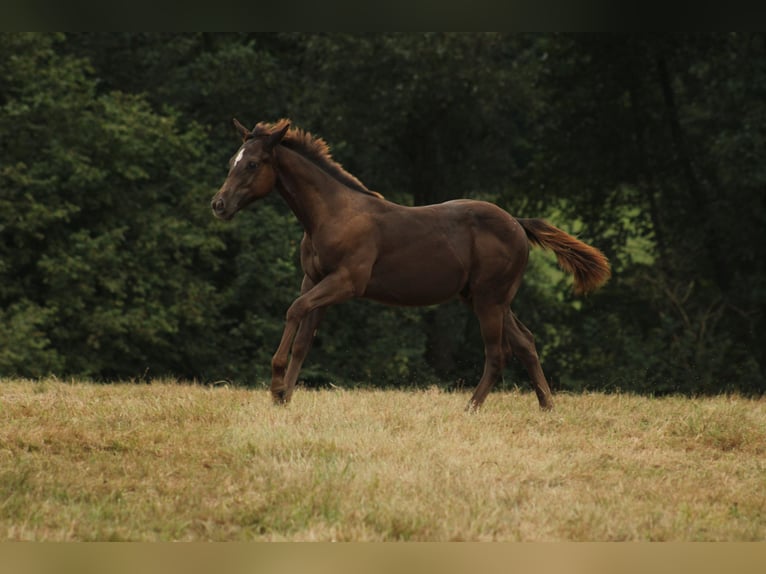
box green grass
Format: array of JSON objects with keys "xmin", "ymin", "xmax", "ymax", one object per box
[{"xmin": 0, "ymin": 379, "xmax": 764, "ymax": 541}]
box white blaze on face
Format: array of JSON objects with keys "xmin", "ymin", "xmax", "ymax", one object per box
[{"xmin": 233, "ymin": 147, "xmax": 246, "ymax": 167}]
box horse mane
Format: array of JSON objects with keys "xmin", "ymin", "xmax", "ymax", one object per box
[{"xmin": 251, "ymin": 119, "xmax": 383, "ymax": 199}]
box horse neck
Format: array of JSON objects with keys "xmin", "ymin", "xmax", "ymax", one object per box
[{"xmin": 274, "ymin": 145, "xmax": 349, "ymax": 234}]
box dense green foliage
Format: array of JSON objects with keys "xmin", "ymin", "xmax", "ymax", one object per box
[{"xmin": 1, "ymin": 33, "xmax": 763, "ymax": 394}]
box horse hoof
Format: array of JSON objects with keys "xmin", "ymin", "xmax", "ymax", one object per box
[
  {"xmin": 271, "ymin": 389, "xmax": 288, "ymax": 405},
  {"xmin": 465, "ymin": 400, "xmax": 481, "ymax": 414}
]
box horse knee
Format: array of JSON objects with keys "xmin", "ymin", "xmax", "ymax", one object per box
[{"xmin": 285, "ymin": 302, "xmax": 305, "ymax": 324}]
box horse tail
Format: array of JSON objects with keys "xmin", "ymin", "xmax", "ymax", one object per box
[{"xmin": 517, "ymin": 218, "xmax": 611, "ymax": 295}]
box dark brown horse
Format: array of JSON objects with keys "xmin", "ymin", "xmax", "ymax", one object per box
[{"xmin": 211, "ymin": 119, "xmax": 610, "ymax": 411}]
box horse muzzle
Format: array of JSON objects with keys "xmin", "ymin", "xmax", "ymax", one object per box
[
  {"xmin": 211, "ymin": 193, "xmax": 236, "ymax": 220},
  {"xmin": 211, "ymin": 197, "xmax": 226, "ymax": 217}
]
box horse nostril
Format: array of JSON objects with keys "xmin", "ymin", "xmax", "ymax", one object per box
[{"xmin": 212, "ymin": 198, "xmax": 225, "ymax": 214}]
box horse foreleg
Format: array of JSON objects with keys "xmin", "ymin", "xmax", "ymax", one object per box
[
  {"xmin": 269, "ymin": 275, "xmax": 321, "ymax": 404},
  {"xmin": 270, "ymin": 271, "xmax": 356, "ymax": 404},
  {"xmin": 280, "ymin": 307, "xmax": 326, "ymax": 403}
]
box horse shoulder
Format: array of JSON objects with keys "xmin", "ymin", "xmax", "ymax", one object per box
[{"xmin": 307, "ymin": 212, "xmax": 378, "ymax": 277}]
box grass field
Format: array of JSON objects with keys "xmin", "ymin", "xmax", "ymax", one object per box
[{"xmin": 0, "ymin": 379, "xmax": 764, "ymax": 541}]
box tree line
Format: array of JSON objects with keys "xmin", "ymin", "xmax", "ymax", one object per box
[{"xmin": 1, "ymin": 33, "xmax": 763, "ymax": 395}]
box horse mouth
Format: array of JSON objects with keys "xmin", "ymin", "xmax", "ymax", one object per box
[{"xmin": 212, "ymin": 207, "xmax": 234, "ymax": 221}]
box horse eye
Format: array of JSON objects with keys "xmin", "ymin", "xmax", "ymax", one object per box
[{"xmin": 247, "ymin": 161, "xmax": 259, "ymax": 169}]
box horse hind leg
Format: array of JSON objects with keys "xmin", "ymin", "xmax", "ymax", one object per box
[
  {"xmin": 503, "ymin": 309, "xmax": 554, "ymax": 411},
  {"xmin": 466, "ymin": 302, "xmax": 506, "ymax": 412}
]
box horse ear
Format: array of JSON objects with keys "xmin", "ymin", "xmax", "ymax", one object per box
[
  {"xmin": 232, "ymin": 118, "xmax": 250, "ymax": 141},
  {"xmin": 265, "ymin": 122, "xmax": 290, "ymax": 151}
]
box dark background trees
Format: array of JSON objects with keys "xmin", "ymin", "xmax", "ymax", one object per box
[{"xmin": 1, "ymin": 33, "xmax": 763, "ymax": 395}]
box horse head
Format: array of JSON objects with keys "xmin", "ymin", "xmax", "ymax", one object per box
[{"xmin": 210, "ymin": 118, "xmax": 289, "ymax": 220}]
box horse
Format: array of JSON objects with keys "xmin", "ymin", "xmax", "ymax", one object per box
[{"xmin": 210, "ymin": 118, "xmax": 611, "ymax": 411}]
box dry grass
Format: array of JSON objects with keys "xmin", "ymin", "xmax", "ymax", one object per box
[{"xmin": 0, "ymin": 379, "xmax": 764, "ymax": 541}]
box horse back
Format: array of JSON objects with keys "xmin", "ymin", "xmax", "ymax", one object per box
[{"xmin": 361, "ymin": 199, "xmax": 525, "ymax": 306}]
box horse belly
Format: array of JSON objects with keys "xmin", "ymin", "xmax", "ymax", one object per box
[{"xmin": 363, "ymin": 249, "xmax": 466, "ymax": 306}]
